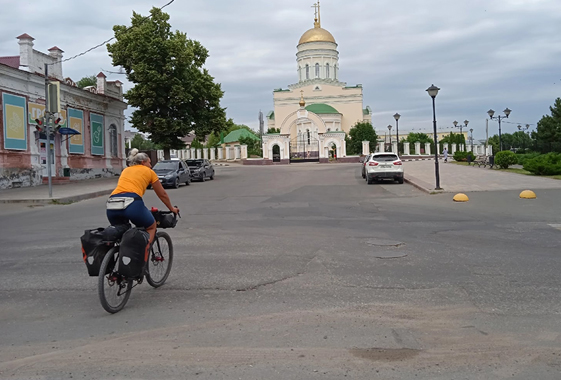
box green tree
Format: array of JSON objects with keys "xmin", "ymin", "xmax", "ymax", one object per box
[
  {"xmin": 406, "ymin": 133, "xmax": 433, "ymax": 145},
  {"xmin": 239, "ymin": 135, "xmax": 262, "ymax": 157},
  {"xmin": 533, "ymin": 98, "xmax": 561, "ymax": 153},
  {"xmin": 346, "ymin": 122, "xmax": 377, "ymax": 155},
  {"xmin": 206, "ymin": 132, "xmax": 221, "ymax": 148},
  {"xmin": 107, "ymin": 8, "xmax": 226, "ymax": 159},
  {"xmin": 130, "ymin": 133, "xmax": 158, "ymax": 150},
  {"xmin": 267, "ymin": 127, "xmax": 280, "ymax": 133},
  {"xmin": 76, "ymin": 75, "xmax": 97, "ymax": 89}
]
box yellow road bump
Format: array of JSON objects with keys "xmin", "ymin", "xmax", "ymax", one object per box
[
  {"xmin": 519, "ymin": 190, "xmax": 537, "ymax": 199},
  {"xmin": 453, "ymin": 193, "xmax": 469, "ymax": 202}
]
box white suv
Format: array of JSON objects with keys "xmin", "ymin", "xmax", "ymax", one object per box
[{"xmin": 364, "ymin": 153, "xmax": 404, "ymax": 184}]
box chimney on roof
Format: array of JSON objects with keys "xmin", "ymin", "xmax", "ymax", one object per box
[
  {"xmin": 48, "ymin": 46, "xmax": 64, "ymax": 80},
  {"xmin": 96, "ymin": 72, "xmax": 106, "ymax": 94},
  {"xmin": 17, "ymin": 33, "xmax": 34, "ymax": 72}
]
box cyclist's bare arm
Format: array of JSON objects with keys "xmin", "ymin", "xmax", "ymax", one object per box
[{"xmin": 151, "ymin": 181, "xmax": 179, "ymax": 214}]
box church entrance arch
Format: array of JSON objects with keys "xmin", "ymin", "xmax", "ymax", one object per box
[{"xmin": 289, "ymin": 133, "xmax": 319, "ymax": 163}]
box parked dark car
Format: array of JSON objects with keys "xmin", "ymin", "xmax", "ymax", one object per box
[
  {"xmin": 185, "ymin": 159, "xmax": 215, "ymax": 182},
  {"xmin": 152, "ymin": 160, "xmax": 191, "ymax": 188}
]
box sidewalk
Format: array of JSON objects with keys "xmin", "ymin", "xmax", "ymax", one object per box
[
  {"xmin": 0, "ymin": 177, "xmax": 118, "ymax": 204},
  {"xmin": 404, "ymin": 160, "xmax": 561, "ymax": 193}
]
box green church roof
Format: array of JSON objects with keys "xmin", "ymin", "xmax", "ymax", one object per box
[
  {"xmin": 305, "ymin": 103, "xmax": 340, "ymax": 114},
  {"xmin": 223, "ymin": 128, "xmax": 260, "ymax": 144}
]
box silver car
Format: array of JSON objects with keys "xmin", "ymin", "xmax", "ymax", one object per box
[{"xmin": 364, "ymin": 153, "xmax": 404, "ymax": 184}]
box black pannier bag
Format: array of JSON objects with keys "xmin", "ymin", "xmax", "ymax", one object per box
[
  {"xmin": 118, "ymin": 228, "xmax": 150, "ymax": 279},
  {"xmin": 80, "ymin": 228, "xmax": 111, "ymax": 276},
  {"xmin": 153, "ymin": 211, "xmax": 177, "ymax": 229},
  {"xmin": 102, "ymin": 223, "xmax": 131, "ymax": 242}
]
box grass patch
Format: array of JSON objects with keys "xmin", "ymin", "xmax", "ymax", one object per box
[
  {"xmin": 450, "ymin": 161, "xmax": 470, "ymax": 166},
  {"xmin": 50, "ymin": 199, "xmax": 74, "ymax": 205}
]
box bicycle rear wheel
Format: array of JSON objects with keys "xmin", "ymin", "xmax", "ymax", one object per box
[
  {"xmin": 98, "ymin": 247, "xmax": 133, "ymax": 313},
  {"xmin": 146, "ymin": 231, "xmax": 174, "ymax": 288}
]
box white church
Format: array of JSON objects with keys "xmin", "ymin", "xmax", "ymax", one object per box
[{"xmin": 262, "ymin": 1, "xmax": 372, "ymax": 164}]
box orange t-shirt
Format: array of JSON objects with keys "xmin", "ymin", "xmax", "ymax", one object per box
[{"xmin": 111, "ymin": 165, "xmax": 159, "ymax": 197}]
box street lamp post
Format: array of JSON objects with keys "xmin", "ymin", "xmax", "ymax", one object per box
[
  {"xmin": 453, "ymin": 119, "xmax": 469, "ymax": 150},
  {"xmin": 518, "ymin": 124, "xmax": 530, "ymax": 152},
  {"xmin": 487, "ymin": 108, "xmax": 511, "ymax": 152},
  {"xmin": 393, "ymin": 113, "xmax": 401, "ymax": 154},
  {"xmin": 470, "ymin": 128, "xmax": 474, "ymax": 152},
  {"xmin": 426, "ymin": 84, "xmax": 442, "ymax": 190},
  {"xmin": 387, "ymin": 125, "xmax": 392, "ymax": 152}
]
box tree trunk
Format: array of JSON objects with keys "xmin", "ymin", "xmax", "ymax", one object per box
[{"xmin": 164, "ymin": 148, "xmax": 171, "ymax": 160}]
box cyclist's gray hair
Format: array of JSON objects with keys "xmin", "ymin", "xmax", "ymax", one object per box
[{"xmin": 127, "ymin": 148, "xmax": 149, "ymax": 165}]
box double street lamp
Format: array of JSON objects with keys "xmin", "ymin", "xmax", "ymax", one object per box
[
  {"xmin": 487, "ymin": 108, "xmax": 511, "ymax": 151},
  {"xmin": 518, "ymin": 124, "xmax": 530, "ymax": 151},
  {"xmin": 453, "ymin": 119, "xmax": 469, "ymax": 149},
  {"xmin": 426, "ymin": 84, "xmax": 442, "ymax": 190},
  {"xmin": 393, "ymin": 113, "xmax": 401, "ymax": 153}
]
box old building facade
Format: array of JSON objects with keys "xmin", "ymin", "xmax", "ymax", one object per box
[{"xmin": 0, "ymin": 34, "xmax": 127, "ymax": 189}]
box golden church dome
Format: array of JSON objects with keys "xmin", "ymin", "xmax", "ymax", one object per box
[{"xmin": 298, "ymin": 26, "xmax": 336, "ymax": 45}]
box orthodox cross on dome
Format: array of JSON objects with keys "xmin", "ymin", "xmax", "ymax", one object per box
[{"xmin": 312, "ymin": 1, "xmax": 321, "ymax": 28}]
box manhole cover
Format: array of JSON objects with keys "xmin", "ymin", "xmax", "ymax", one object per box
[
  {"xmin": 366, "ymin": 238, "xmax": 405, "ymax": 247},
  {"xmin": 373, "ymin": 252, "xmax": 408, "ymax": 259}
]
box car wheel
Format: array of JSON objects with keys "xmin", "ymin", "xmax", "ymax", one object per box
[
  {"xmin": 173, "ymin": 178, "xmax": 180, "ymax": 189},
  {"xmin": 367, "ymin": 177, "xmax": 373, "ymax": 185},
  {"xmin": 185, "ymin": 177, "xmax": 190, "ymax": 186},
  {"xmin": 210, "ymin": 171, "xmax": 214, "ymax": 180},
  {"xmin": 201, "ymin": 174, "xmax": 206, "ymax": 182}
]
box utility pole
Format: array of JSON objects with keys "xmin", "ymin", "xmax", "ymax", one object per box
[{"xmin": 44, "ymin": 63, "xmax": 53, "ymax": 198}]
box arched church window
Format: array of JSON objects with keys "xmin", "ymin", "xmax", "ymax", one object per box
[
  {"xmin": 305, "ymin": 64, "xmax": 309, "ymax": 80},
  {"xmin": 315, "ymin": 63, "xmax": 320, "ymax": 78},
  {"xmin": 326, "ymin": 63, "xmax": 330, "ymax": 78}
]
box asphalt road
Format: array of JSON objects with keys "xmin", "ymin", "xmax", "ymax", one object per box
[{"xmin": 1, "ymin": 163, "xmax": 561, "ymax": 379}]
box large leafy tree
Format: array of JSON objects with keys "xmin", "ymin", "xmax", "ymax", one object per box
[
  {"xmin": 76, "ymin": 75, "xmax": 97, "ymax": 89},
  {"xmin": 533, "ymin": 98, "xmax": 561, "ymax": 153},
  {"xmin": 107, "ymin": 8, "xmax": 226, "ymax": 159},
  {"xmin": 130, "ymin": 133, "xmax": 158, "ymax": 150},
  {"xmin": 346, "ymin": 122, "xmax": 377, "ymax": 155},
  {"xmin": 406, "ymin": 132, "xmax": 433, "ymax": 145}
]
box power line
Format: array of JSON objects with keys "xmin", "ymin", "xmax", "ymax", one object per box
[{"xmin": 53, "ymin": 0, "xmax": 175, "ymax": 65}]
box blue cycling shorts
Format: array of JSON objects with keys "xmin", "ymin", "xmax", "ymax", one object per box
[{"xmin": 106, "ymin": 192, "xmax": 155, "ymax": 228}]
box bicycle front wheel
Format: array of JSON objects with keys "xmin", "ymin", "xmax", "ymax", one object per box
[
  {"xmin": 146, "ymin": 231, "xmax": 174, "ymax": 288},
  {"xmin": 98, "ymin": 247, "xmax": 133, "ymax": 314}
]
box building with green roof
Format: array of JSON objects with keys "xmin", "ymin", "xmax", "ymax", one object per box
[{"xmin": 222, "ymin": 128, "xmax": 260, "ymax": 147}]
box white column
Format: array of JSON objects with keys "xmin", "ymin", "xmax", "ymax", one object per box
[
  {"xmin": 425, "ymin": 142, "xmax": 431, "ymax": 156},
  {"xmin": 234, "ymin": 145, "xmax": 241, "ymax": 160},
  {"xmin": 240, "ymin": 144, "xmax": 248, "ymax": 159},
  {"xmin": 342, "ymin": 139, "xmax": 347, "ymax": 157},
  {"xmin": 262, "ymin": 142, "xmax": 268, "ymax": 159},
  {"xmin": 437, "ymin": 144, "xmax": 441, "ymax": 155},
  {"xmin": 210, "ymin": 147, "xmax": 216, "ymax": 161},
  {"xmin": 225, "ymin": 146, "xmax": 232, "ymax": 160},
  {"xmin": 451, "ymin": 143, "xmax": 457, "ymax": 155},
  {"xmin": 377, "ymin": 141, "xmax": 384, "ymax": 153},
  {"xmin": 218, "ymin": 147, "xmax": 224, "ymax": 160},
  {"xmin": 190, "ymin": 148, "xmax": 195, "ymax": 159},
  {"xmin": 459, "ymin": 145, "xmax": 464, "ymax": 152},
  {"xmin": 487, "ymin": 145, "xmax": 493, "ymax": 156},
  {"xmin": 403, "ymin": 142, "xmax": 410, "ymax": 156},
  {"xmin": 415, "ymin": 142, "xmax": 421, "ymax": 155},
  {"xmin": 203, "ymin": 148, "xmax": 209, "ymax": 159},
  {"xmin": 362, "ymin": 141, "xmax": 370, "ymax": 155},
  {"xmin": 392, "ymin": 142, "xmax": 398, "ymax": 153}
]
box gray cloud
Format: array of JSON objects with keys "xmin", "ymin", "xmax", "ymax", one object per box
[{"xmin": 1, "ymin": 0, "xmax": 559, "ymax": 140}]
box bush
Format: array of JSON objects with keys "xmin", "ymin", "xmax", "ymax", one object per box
[
  {"xmin": 453, "ymin": 151, "xmax": 475, "ymax": 162},
  {"xmin": 516, "ymin": 152, "xmax": 540, "ymax": 166},
  {"xmin": 494, "ymin": 150, "xmax": 518, "ymax": 169},
  {"xmin": 523, "ymin": 153, "xmax": 561, "ymax": 175}
]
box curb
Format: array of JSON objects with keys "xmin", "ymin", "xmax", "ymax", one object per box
[
  {"xmin": 404, "ymin": 177, "xmax": 444, "ymax": 195},
  {"xmin": 0, "ymin": 189, "xmax": 113, "ymax": 205}
]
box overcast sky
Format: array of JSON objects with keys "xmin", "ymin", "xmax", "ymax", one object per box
[{"xmin": 1, "ymin": 0, "xmax": 560, "ymax": 140}]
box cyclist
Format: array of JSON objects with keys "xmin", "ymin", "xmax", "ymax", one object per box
[{"xmin": 106, "ymin": 148, "xmax": 179, "ymax": 245}]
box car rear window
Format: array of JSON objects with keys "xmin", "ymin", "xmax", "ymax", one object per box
[
  {"xmin": 372, "ymin": 154, "xmax": 398, "ymax": 162},
  {"xmin": 186, "ymin": 159, "xmax": 203, "ymax": 167}
]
